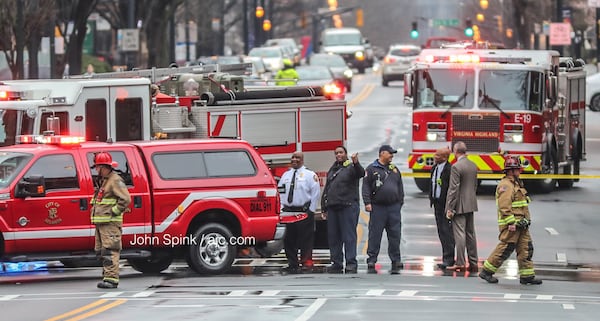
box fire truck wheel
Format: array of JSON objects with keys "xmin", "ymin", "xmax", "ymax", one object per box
[
  {"xmin": 187, "ymin": 223, "xmax": 236, "ymax": 274},
  {"xmin": 414, "ymin": 178, "xmax": 431, "ymax": 193},
  {"xmin": 537, "ymin": 146, "xmax": 558, "ymax": 193},
  {"xmin": 255, "ymin": 240, "xmax": 284, "ymax": 258},
  {"xmin": 127, "ymin": 251, "xmax": 173, "ymax": 274}
]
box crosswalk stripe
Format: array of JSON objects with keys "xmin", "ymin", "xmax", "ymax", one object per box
[
  {"xmin": 397, "ymin": 290, "xmax": 418, "ymax": 297},
  {"xmin": 0, "ymin": 295, "xmax": 19, "ymax": 301},
  {"xmin": 100, "ymin": 292, "xmax": 123, "ymax": 298},
  {"xmin": 132, "ymin": 291, "xmax": 154, "ymax": 298},
  {"xmin": 366, "ymin": 289, "xmax": 385, "ymax": 296},
  {"xmin": 228, "ymin": 290, "xmax": 248, "ymax": 296},
  {"xmin": 536, "ymin": 295, "xmax": 553, "ymax": 300},
  {"xmin": 259, "ymin": 290, "xmax": 280, "ymax": 296},
  {"xmin": 504, "ymin": 293, "xmax": 521, "ymax": 299}
]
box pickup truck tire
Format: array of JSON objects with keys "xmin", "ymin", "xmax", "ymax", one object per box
[
  {"xmin": 128, "ymin": 251, "xmax": 173, "ymax": 274},
  {"xmin": 187, "ymin": 223, "xmax": 236, "ymax": 274}
]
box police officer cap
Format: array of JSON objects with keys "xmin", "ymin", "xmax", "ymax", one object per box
[{"xmin": 379, "ymin": 144, "xmax": 397, "ymax": 154}]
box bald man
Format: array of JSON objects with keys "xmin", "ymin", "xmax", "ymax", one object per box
[{"xmin": 429, "ymin": 147, "xmax": 455, "ymax": 269}]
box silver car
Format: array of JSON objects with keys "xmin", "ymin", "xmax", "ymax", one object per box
[{"xmin": 381, "ymin": 44, "xmax": 421, "ymax": 87}]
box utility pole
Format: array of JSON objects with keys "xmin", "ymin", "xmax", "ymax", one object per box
[
  {"xmin": 554, "ymin": 0, "xmax": 563, "ymax": 55},
  {"xmin": 243, "ymin": 0, "xmax": 249, "ymax": 54},
  {"xmin": 16, "ymin": 0, "xmax": 24, "ymax": 79}
]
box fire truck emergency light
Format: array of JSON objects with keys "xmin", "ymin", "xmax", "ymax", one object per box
[{"xmin": 16, "ymin": 135, "xmax": 85, "ymax": 145}]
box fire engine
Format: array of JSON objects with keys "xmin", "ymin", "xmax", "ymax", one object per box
[
  {"xmin": 404, "ymin": 49, "xmax": 586, "ymax": 193},
  {"xmin": 0, "ymin": 63, "xmax": 348, "ymax": 255}
]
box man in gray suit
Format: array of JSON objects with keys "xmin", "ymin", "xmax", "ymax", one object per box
[{"xmin": 445, "ymin": 141, "xmax": 479, "ymax": 272}]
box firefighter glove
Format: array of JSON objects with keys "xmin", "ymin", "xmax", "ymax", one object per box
[{"xmin": 516, "ymin": 218, "xmax": 530, "ymax": 229}]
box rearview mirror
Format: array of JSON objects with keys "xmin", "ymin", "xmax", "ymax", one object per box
[{"xmin": 16, "ymin": 175, "xmax": 46, "ymax": 198}]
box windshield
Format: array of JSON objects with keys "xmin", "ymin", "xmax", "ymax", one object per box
[
  {"xmin": 414, "ymin": 69, "xmax": 475, "ymax": 109},
  {"xmin": 310, "ymin": 55, "xmax": 346, "ymax": 67},
  {"xmin": 478, "ymin": 70, "xmax": 544, "ymax": 111},
  {"xmin": 248, "ymin": 47, "xmax": 281, "ymax": 58},
  {"xmin": 390, "ymin": 48, "xmax": 421, "ymax": 57},
  {"xmin": 0, "ymin": 152, "xmax": 32, "ymax": 188},
  {"xmin": 0, "ymin": 109, "xmax": 35, "ymax": 147},
  {"xmin": 323, "ymin": 33, "xmax": 361, "ymax": 46},
  {"xmin": 296, "ymin": 67, "xmax": 333, "ymax": 80}
]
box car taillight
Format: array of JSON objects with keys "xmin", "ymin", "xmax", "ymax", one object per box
[{"xmin": 384, "ymin": 56, "xmax": 396, "ymax": 63}]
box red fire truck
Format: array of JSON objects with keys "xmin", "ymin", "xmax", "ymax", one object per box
[{"xmin": 404, "ymin": 49, "xmax": 586, "ymax": 193}]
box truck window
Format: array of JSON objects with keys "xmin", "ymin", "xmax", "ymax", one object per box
[
  {"xmin": 86, "ymin": 99, "xmax": 107, "ymax": 142},
  {"xmin": 24, "ymin": 154, "xmax": 79, "ymax": 190},
  {"xmin": 0, "ymin": 152, "xmax": 32, "ymax": 188},
  {"xmin": 152, "ymin": 150, "xmax": 256, "ymax": 180},
  {"xmin": 479, "ymin": 70, "xmax": 543, "ymax": 111},
  {"xmin": 86, "ymin": 151, "xmax": 134, "ymax": 186},
  {"xmin": 115, "ymin": 98, "xmax": 143, "ymax": 141}
]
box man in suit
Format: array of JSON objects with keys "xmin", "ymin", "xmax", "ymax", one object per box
[
  {"xmin": 445, "ymin": 141, "xmax": 479, "ymax": 272},
  {"xmin": 429, "ymin": 147, "xmax": 455, "ymax": 269}
]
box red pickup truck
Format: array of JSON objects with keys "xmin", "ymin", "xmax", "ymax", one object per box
[{"xmin": 0, "ymin": 136, "xmax": 284, "ymax": 274}]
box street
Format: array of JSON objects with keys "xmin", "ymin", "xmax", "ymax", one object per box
[{"xmin": 1, "ymin": 69, "xmax": 600, "ymax": 320}]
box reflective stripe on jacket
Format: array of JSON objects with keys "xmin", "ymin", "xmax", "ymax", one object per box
[{"xmin": 495, "ymin": 175, "xmax": 530, "ymax": 228}]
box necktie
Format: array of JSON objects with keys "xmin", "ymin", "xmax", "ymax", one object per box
[
  {"xmin": 287, "ymin": 169, "xmax": 297, "ymax": 203},
  {"xmin": 433, "ymin": 166, "xmax": 439, "ymax": 199}
]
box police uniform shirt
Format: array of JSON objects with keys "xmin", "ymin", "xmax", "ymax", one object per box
[
  {"xmin": 279, "ymin": 165, "xmax": 321, "ymax": 212},
  {"xmin": 432, "ymin": 161, "xmax": 446, "ymax": 199}
]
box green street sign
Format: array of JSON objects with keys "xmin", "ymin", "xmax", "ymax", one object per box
[{"xmin": 433, "ymin": 19, "xmax": 459, "ymax": 27}]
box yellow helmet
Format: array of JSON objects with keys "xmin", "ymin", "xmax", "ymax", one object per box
[{"xmin": 283, "ymin": 58, "xmax": 293, "ymax": 67}]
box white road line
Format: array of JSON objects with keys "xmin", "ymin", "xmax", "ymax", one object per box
[
  {"xmin": 132, "ymin": 291, "xmax": 155, "ymax": 298},
  {"xmin": 227, "ymin": 290, "xmax": 248, "ymax": 296},
  {"xmin": 397, "ymin": 290, "xmax": 418, "ymax": 297},
  {"xmin": 295, "ymin": 298, "xmax": 327, "ymax": 321},
  {"xmin": 100, "ymin": 292, "xmax": 124, "ymax": 298},
  {"xmin": 562, "ymin": 304, "xmax": 576, "ymax": 310},
  {"xmin": 504, "ymin": 294, "xmax": 521, "ymax": 299},
  {"xmin": 545, "ymin": 227, "xmax": 560, "ymax": 235},
  {"xmin": 259, "ymin": 290, "xmax": 280, "ymax": 296},
  {"xmin": 556, "ymin": 253, "xmax": 567, "ymax": 263},
  {"xmin": 536, "ymin": 295, "xmax": 553, "ymax": 300},
  {"xmin": 0, "ymin": 295, "xmax": 19, "ymax": 301},
  {"xmin": 366, "ymin": 289, "xmax": 385, "ymax": 296}
]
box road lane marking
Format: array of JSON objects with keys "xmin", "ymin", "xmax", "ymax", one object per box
[
  {"xmin": 366, "ymin": 289, "xmax": 385, "ymax": 296},
  {"xmin": 562, "ymin": 304, "xmax": 576, "ymax": 310},
  {"xmin": 556, "ymin": 253, "xmax": 567, "ymax": 263},
  {"xmin": 227, "ymin": 290, "xmax": 248, "ymax": 296},
  {"xmin": 295, "ymin": 298, "xmax": 327, "ymax": 321},
  {"xmin": 44, "ymin": 299, "xmax": 111, "ymax": 321},
  {"xmin": 132, "ymin": 291, "xmax": 154, "ymax": 298},
  {"xmin": 504, "ymin": 293, "xmax": 521, "ymax": 299},
  {"xmin": 397, "ymin": 290, "xmax": 418, "ymax": 297},
  {"xmin": 536, "ymin": 295, "xmax": 553, "ymax": 300},
  {"xmin": 259, "ymin": 290, "xmax": 280, "ymax": 296},
  {"xmin": 63, "ymin": 299, "xmax": 127, "ymax": 321},
  {"xmin": 348, "ymin": 84, "xmax": 376, "ymax": 108},
  {"xmin": 0, "ymin": 294, "xmax": 19, "ymax": 300},
  {"xmin": 100, "ymin": 292, "xmax": 123, "ymax": 298},
  {"xmin": 545, "ymin": 227, "xmax": 560, "ymax": 235}
]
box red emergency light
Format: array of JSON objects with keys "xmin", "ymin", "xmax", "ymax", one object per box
[{"xmin": 419, "ymin": 54, "xmax": 481, "ymax": 64}]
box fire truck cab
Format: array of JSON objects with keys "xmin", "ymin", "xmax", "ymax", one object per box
[{"xmin": 404, "ymin": 49, "xmax": 586, "ymax": 193}]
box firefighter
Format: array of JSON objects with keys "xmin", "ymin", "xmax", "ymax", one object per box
[
  {"xmin": 275, "ymin": 59, "xmax": 299, "ymax": 86},
  {"xmin": 91, "ymin": 152, "xmax": 131, "ymax": 289},
  {"xmin": 479, "ymin": 156, "xmax": 542, "ymax": 285}
]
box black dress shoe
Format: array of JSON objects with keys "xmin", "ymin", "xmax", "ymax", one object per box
[
  {"xmin": 326, "ymin": 265, "xmax": 344, "ymax": 274},
  {"xmin": 390, "ymin": 261, "xmax": 402, "ymax": 274},
  {"xmin": 367, "ymin": 263, "xmax": 376, "ymax": 274},
  {"xmin": 344, "ymin": 267, "xmax": 357, "ymax": 274},
  {"xmin": 281, "ymin": 266, "xmax": 301, "ymax": 274}
]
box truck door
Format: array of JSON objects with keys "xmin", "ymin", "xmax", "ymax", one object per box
[
  {"xmin": 82, "ymin": 148, "xmax": 151, "ymax": 249},
  {"xmin": 11, "ymin": 153, "xmax": 94, "ymax": 252}
]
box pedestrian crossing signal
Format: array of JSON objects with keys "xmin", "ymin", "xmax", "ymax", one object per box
[{"xmin": 410, "ymin": 21, "xmax": 419, "ymax": 39}]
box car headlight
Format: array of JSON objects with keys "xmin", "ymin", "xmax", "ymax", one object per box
[
  {"xmin": 504, "ymin": 133, "xmax": 523, "ymax": 143},
  {"xmin": 343, "ymin": 69, "xmax": 353, "ymax": 78},
  {"xmin": 355, "ymin": 51, "xmax": 365, "ymax": 60}
]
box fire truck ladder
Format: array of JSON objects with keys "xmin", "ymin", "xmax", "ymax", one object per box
[{"xmin": 70, "ymin": 63, "xmax": 253, "ymax": 83}]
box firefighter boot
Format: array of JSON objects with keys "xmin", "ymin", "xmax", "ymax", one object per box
[
  {"xmin": 479, "ymin": 269, "xmax": 499, "ymax": 284},
  {"xmin": 520, "ymin": 276, "xmax": 543, "ymax": 285},
  {"xmin": 97, "ymin": 281, "xmax": 118, "ymax": 289}
]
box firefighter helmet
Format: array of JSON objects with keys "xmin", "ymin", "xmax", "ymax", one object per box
[
  {"xmin": 503, "ymin": 156, "xmax": 521, "ymax": 171},
  {"xmin": 94, "ymin": 152, "xmax": 117, "ymax": 168}
]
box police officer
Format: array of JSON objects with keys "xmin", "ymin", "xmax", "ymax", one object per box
[
  {"xmin": 479, "ymin": 156, "xmax": 542, "ymax": 285},
  {"xmin": 91, "ymin": 152, "xmax": 131, "ymax": 289},
  {"xmin": 279, "ymin": 151, "xmax": 320, "ymax": 273},
  {"xmin": 275, "ymin": 59, "xmax": 299, "ymax": 86},
  {"xmin": 362, "ymin": 145, "xmax": 404, "ymax": 274},
  {"xmin": 321, "ymin": 146, "xmax": 364, "ymax": 274}
]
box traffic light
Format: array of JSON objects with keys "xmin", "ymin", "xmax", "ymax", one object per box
[
  {"xmin": 410, "ymin": 21, "xmax": 419, "ymax": 39},
  {"xmin": 464, "ymin": 18, "xmax": 474, "ymax": 37}
]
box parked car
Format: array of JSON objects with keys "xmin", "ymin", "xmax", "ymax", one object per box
[
  {"xmin": 295, "ymin": 65, "xmax": 345, "ymax": 100},
  {"xmin": 248, "ymin": 46, "xmax": 286, "ymax": 72},
  {"xmin": 308, "ymin": 53, "xmax": 353, "ymax": 92},
  {"xmin": 265, "ymin": 38, "xmax": 302, "ymax": 66},
  {"xmin": 586, "ymin": 71, "xmax": 600, "ymax": 111},
  {"xmin": 381, "ymin": 44, "xmax": 421, "ymax": 87}
]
